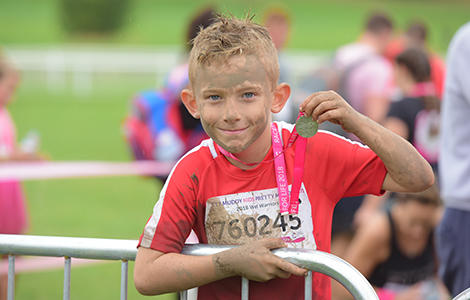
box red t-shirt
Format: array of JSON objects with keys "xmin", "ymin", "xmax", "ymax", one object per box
[{"xmin": 139, "ymin": 122, "xmax": 387, "ymax": 300}]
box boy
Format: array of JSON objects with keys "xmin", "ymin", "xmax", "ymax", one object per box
[{"xmin": 134, "ymin": 16, "xmax": 434, "ymax": 300}]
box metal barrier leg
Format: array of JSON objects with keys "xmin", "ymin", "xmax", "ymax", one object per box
[
  {"xmin": 304, "ymin": 271, "xmax": 312, "ymax": 300},
  {"xmin": 187, "ymin": 287, "xmax": 198, "ymax": 300},
  {"xmin": 63, "ymin": 257, "xmax": 71, "ymax": 300},
  {"xmin": 241, "ymin": 277, "xmax": 249, "ymax": 300},
  {"xmin": 179, "ymin": 290, "xmax": 188, "ymax": 300},
  {"xmin": 7, "ymin": 255, "xmax": 15, "ymax": 300},
  {"xmin": 120, "ymin": 260, "xmax": 128, "ymax": 300}
]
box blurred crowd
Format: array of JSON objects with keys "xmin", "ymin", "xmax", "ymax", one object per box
[{"xmin": 1, "ymin": 4, "xmax": 469, "ymax": 300}]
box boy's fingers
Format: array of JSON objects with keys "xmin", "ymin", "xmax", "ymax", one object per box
[
  {"xmin": 259, "ymin": 238, "xmax": 286, "ymax": 249},
  {"xmin": 274, "ymin": 268, "xmax": 292, "ymax": 279},
  {"xmin": 276, "ymin": 257, "xmax": 308, "ymax": 277},
  {"xmin": 311, "ymin": 99, "xmax": 337, "ymax": 121},
  {"xmin": 317, "ymin": 109, "xmax": 341, "ymax": 124},
  {"xmin": 300, "ymin": 92, "xmax": 336, "ymax": 116}
]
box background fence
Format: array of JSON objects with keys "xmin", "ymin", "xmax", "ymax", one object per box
[{"xmin": 3, "ymin": 46, "xmax": 330, "ymax": 96}]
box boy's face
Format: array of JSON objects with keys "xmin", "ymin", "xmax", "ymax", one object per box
[{"xmin": 184, "ymin": 54, "xmax": 286, "ymax": 154}]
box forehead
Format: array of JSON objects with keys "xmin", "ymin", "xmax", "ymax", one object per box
[
  {"xmin": 192, "ymin": 55, "xmax": 271, "ymax": 90},
  {"xmin": 402, "ymin": 200, "xmax": 436, "ymax": 216}
]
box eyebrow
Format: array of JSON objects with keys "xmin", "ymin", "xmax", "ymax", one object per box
[
  {"xmin": 237, "ymin": 85, "xmax": 263, "ymax": 92},
  {"xmin": 201, "ymin": 88, "xmax": 225, "ymax": 97}
]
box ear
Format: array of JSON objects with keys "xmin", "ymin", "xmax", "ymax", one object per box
[
  {"xmin": 181, "ymin": 89, "xmax": 200, "ymax": 119},
  {"xmin": 271, "ymin": 83, "xmax": 291, "ymax": 113}
]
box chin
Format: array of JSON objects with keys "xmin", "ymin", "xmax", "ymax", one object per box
[
  {"xmin": 218, "ymin": 141, "xmax": 247, "ymax": 154},
  {"xmin": 225, "ymin": 145, "xmax": 246, "ymax": 154}
]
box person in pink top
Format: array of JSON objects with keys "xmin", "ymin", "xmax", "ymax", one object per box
[
  {"xmin": 334, "ymin": 12, "xmax": 394, "ymax": 125},
  {"xmin": 0, "ymin": 58, "xmax": 44, "ymax": 300},
  {"xmin": 331, "ymin": 12, "xmax": 395, "ymax": 260}
]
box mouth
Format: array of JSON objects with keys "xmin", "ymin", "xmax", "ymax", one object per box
[{"xmin": 219, "ymin": 127, "xmax": 247, "ymax": 135}]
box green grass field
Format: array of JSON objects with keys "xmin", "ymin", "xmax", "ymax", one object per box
[
  {"xmin": 9, "ymin": 74, "xmax": 174, "ymax": 299},
  {"xmin": 2, "ymin": 0, "xmax": 470, "ymax": 298},
  {"xmin": 1, "ymin": 0, "xmax": 470, "ymax": 52}
]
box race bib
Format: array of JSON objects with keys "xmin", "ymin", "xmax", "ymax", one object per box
[{"xmin": 205, "ymin": 184, "xmax": 316, "ymax": 250}]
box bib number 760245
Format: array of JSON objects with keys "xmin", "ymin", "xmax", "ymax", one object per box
[{"xmin": 211, "ymin": 213, "xmax": 301, "ymax": 241}]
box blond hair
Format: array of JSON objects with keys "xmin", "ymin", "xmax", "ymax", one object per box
[{"xmin": 188, "ymin": 15, "xmax": 279, "ymax": 88}]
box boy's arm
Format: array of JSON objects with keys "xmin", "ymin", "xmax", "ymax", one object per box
[
  {"xmin": 348, "ymin": 112, "xmax": 433, "ymax": 192},
  {"xmin": 300, "ymin": 91, "xmax": 434, "ymax": 193},
  {"xmin": 134, "ymin": 238, "xmax": 308, "ymax": 295}
]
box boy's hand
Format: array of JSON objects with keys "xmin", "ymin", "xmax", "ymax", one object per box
[
  {"xmin": 299, "ymin": 90, "xmax": 360, "ymax": 133},
  {"xmin": 213, "ymin": 238, "xmax": 308, "ymax": 282}
]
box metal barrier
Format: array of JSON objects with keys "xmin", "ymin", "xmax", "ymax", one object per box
[
  {"xmin": 0, "ymin": 234, "xmax": 378, "ymax": 299},
  {"xmin": 454, "ymin": 288, "xmax": 470, "ymax": 300}
]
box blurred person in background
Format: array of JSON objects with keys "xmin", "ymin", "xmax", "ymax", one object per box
[
  {"xmin": 332, "ymin": 184, "xmax": 449, "ymax": 300},
  {"xmin": 0, "ymin": 57, "xmax": 45, "ymax": 300},
  {"xmin": 331, "ymin": 12, "xmax": 395, "ymax": 258},
  {"xmin": 263, "ymin": 5, "xmax": 295, "ymax": 123},
  {"xmin": 385, "ymin": 47, "xmax": 440, "ymax": 171},
  {"xmin": 123, "ymin": 7, "xmax": 216, "ymax": 182},
  {"xmin": 436, "ymin": 21, "xmax": 470, "ymax": 297},
  {"xmin": 385, "ymin": 20, "xmax": 446, "ymax": 99},
  {"xmin": 334, "ymin": 11, "xmax": 394, "ymax": 124},
  {"xmin": 353, "ymin": 47, "xmax": 441, "ymax": 233}
]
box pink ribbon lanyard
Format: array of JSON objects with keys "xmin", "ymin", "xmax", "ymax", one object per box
[
  {"xmin": 217, "ymin": 114, "xmax": 308, "ymax": 215},
  {"xmin": 410, "ymin": 82, "xmax": 436, "ymax": 98},
  {"xmin": 272, "ymin": 116, "xmax": 306, "ymax": 215},
  {"xmin": 271, "ymin": 124, "xmax": 291, "ymax": 215}
]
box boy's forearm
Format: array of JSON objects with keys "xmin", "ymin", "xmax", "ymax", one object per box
[
  {"xmin": 349, "ymin": 113, "xmax": 434, "ymax": 192},
  {"xmin": 134, "ymin": 249, "xmax": 231, "ymax": 295},
  {"xmin": 134, "ymin": 238, "xmax": 303, "ymax": 295}
]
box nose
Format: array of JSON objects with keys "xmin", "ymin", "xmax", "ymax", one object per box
[
  {"xmin": 222, "ymin": 98, "xmax": 241, "ymax": 123},
  {"xmin": 410, "ymin": 224, "xmax": 427, "ymax": 239}
]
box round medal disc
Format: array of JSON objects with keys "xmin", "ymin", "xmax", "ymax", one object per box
[{"xmin": 296, "ymin": 116, "xmax": 318, "ymax": 138}]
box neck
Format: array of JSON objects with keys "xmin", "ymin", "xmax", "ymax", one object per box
[
  {"xmin": 359, "ymin": 33, "xmax": 380, "ymax": 53},
  {"xmin": 401, "ymin": 81, "xmax": 416, "ymax": 96}
]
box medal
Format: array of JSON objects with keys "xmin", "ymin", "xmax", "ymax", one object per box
[{"xmin": 295, "ymin": 116, "xmax": 318, "ymax": 138}]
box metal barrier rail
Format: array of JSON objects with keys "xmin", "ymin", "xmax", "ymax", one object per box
[
  {"xmin": 455, "ymin": 288, "xmax": 470, "ymax": 300},
  {"xmin": 0, "ymin": 234, "xmax": 378, "ymax": 299}
]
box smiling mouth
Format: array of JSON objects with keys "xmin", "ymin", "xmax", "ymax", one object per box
[{"xmin": 220, "ymin": 128, "xmax": 247, "ymax": 135}]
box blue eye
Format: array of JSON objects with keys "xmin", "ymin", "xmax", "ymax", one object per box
[
  {"xmin": 209, "ymin": 95, "xmax": 220, "ymax": 101},
  {"xmin": 243, "ymin": 92, "xmax": 255, "ymax": 99}
]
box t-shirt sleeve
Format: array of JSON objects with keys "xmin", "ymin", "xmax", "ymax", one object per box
[
  {"xmin": 313, "ymin": 132, "xmax": 387, "ymax": 201},
  {"xmin": 138, "ymin": 155, "xmax": 199, "ymax": 253},
  {"xmin": 342, "ymin": 142, "xmax": 387, "ymax": 198}
]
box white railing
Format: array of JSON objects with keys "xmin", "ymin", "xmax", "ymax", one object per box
[
  {"xmin": 0, "ymin": 234, "xmax": 378, "ymax": 300},
  {"xmin": 2, "ymin": 45, "xmax": 330, "ymax": 96}
]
